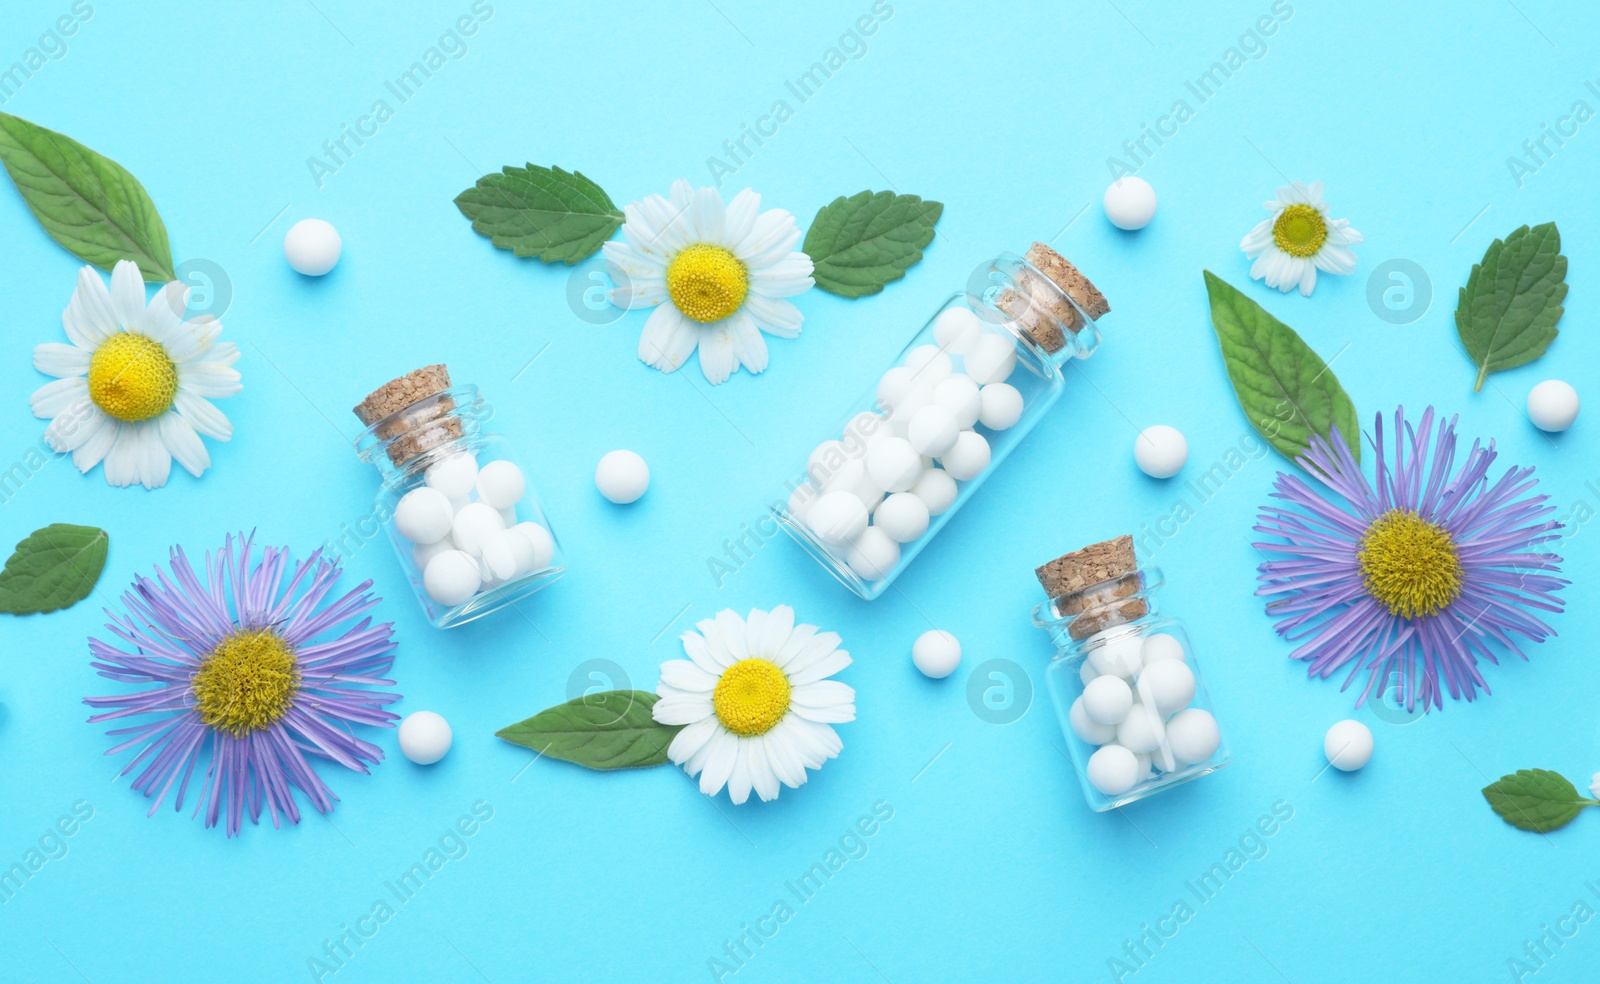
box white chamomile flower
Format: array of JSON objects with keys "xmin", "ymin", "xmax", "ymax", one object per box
[
  {"xmin": 30, "ymin": 260, "xmax": 241, "ymax": 489},
  {"xmin": 653, "ymin": 606, "xmax": 855, "ymax": 804},
  {"xmin": 1239, "ymin": 180, "xmax": 1363, "ymax": 296},
  {"xmin": 604, "ymin": 180, "xmax": 814, "ymax": 385}
]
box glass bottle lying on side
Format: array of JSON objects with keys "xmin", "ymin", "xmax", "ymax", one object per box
[
  {"xmin": 352, "ymin": 364, "xmax": 565, "ymax": 628},
  {"xmin": 1031, "ymin": 536, "xmax": 1230, "ymax": 811},
  {"xmin": 773, "ymin": 243, "xmax": 1111, "ymax": 600}
]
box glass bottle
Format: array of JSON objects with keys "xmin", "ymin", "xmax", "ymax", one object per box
[
  {"xmin": 1032, "ymin": 567, "xmax": 1230, "ymax": 811},
  {"xmin": 352, "ymin": 365, "xmax": 565, "ymax": 628},
  {"xmin": 772, "ymin": 243, "xmax": 1110, "ymax": 600}
]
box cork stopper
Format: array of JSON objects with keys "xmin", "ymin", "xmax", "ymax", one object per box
[
  {"xmin": 997, "ymin": 243, "xmax": 1110, "ymax": 354},
  {"xmin": 352, "ymin": 364, "xmax": 460, "ymax": 466},
  {"xmin": 1034, "ymin": 534, "xmax": 1148, "ymax": 640}
]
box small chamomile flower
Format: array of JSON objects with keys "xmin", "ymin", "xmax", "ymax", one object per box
[{"xmin": 1239, "ymin": 181, "xmax": 1363, "ymax": 296}]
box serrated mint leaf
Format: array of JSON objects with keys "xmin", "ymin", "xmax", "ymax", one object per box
[
  {"xmin": 1455, "ymin": 222, "xmax": 1567, "ymax": 392},
  {"xmin": 1203, "ymin": 271, "xmax": 1360, "ymax": 465},
  {"xmin": 1482, "ymin": 768, "xmax": 1597, "ymax": 833},
  {"xmin": 0, "ymin": 524, "xmax": 109, "ymax": 615},
  {"xmin": 0, "ymin": 113, "xmax": 175, "ymax": 282},
  {"xmin": 496, "ymin": 690, "xmax": 679, "ymax": 770},
  {"xmin": 804, "ymin": 191, "xmax": 942, "ymax": 298},
  {"xmin": 454, "ymin": 164, "xmax": 623, "ymax": 264}
]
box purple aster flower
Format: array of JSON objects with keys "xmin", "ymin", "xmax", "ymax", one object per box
[
  {"xmin": 86, "ymin": 533, "xmax": 400, "ymax": 836},
  {"xmin": 1254, "ymin": 407, "xmax": 1566, "ymax": 712}
]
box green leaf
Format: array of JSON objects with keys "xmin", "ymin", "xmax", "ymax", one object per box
[
  {"xmin": 453, "ymin": 164, "xmax": 623, "ymax": 264},
  {"xmin": 0, "ymin": 112, "xmax": 175, "ymax": 282},
  {"xmin": 1455, "ymin": 222, "xmax": 1567, "ymax": 392},
  {"xmin": 1482, "ymin": 768, "xmax": 1597, "ymax": 833},
  {"xmin": 0, "ymin": 524, "xmax": 109, "ymax": 615},
  {"xmin": 1203, "ymin": 271, "xmax": 1360, "ymax": 465},
  {"xmin": 804, "ymin": 191, "xmax": 942, "ymax": 297},
  {"xmin": 495, "ymin": 690, "xmax": 680, "ymax": 770}
]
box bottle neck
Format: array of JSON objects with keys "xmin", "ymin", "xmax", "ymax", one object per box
[
  {"xmin": 967, "ymin": 252, "xmax": 1103, "ymax": 372},
  {"xmin": 1031, "ymin": 566, "xmax": 1165, "ymax": 652},
  {"xmin": 353, "ymin": 384, "xmax": 489, "ymax": 479}
]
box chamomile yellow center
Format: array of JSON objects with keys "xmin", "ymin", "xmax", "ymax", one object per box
[
  {"xmin": 1272, "ymin": 203, "xmax": 1328, "ymax": 258},
  {"xmin": 1357, "ymin": 510, "xmax": 1463, "ymax": 619},
  {"xmin": 191, "ymin": 628, "xmax": 300, "ymax": 736},
  {"xmin": 712, "ymin": 658, "xmax": 791, "ymax": 737},
  {"xmin": 87, "ymin": 332, "xmax": 178, "ymax": 422},
  {"xmin": 666, "ymin": 243, "xmax": 748, "ymax": 323}
]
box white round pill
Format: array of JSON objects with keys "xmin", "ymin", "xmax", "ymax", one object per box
[
  {"xmin": 938, "ymin": 431, "xmax": 991, "ymax": 481},
  {"xmin": 845, "ymin": 526, "xmax": 900, "ymax": 581},
  {"xmin": 886, "ymin": 381, "xmax": 935, "ymax": 434},
  {"xmin": 1069, "ymin": 696, "xmax": 1116, "ymax": 744},
  {"xmin": 412, "ymin": 537, "xmax": 455, "ymax": 571},
  {"xmin": 964, "ymin": 333, "xmax": 1017, "ymax": 385},
  {"xmin": 395, "ymin": 487, "xmax": 455, "ymax": 545},
  {"xmin": 1323, "ymin": 719, "xmax": 1373, "ymax": 771},
  {"xmin": 398, "ymin": 710, "xmax": 453, "ymax": 765},
  {"xmin": 1165, "ymin": 708, "xmax": 1221, "ymax": 765},
  {"xmin": 595, "ymin": 450, "xmax": 649, "ymax": 504},
  {"xmin": 874, "ymin": 492, "xmax": 930, "ymax": 542},
  {"xmin": 934, "ymin": 375, "xmax": 982, "ymax": 429},
  {"xmin": 478, "ymin": 530, "xmax": 522, "ymax": 581},
  {"xmin": 1103, "ymin": 176, "xmax": 1158, "ymax": 231},
  {"xmin": 807, "ymin": 440, "xmax": 847, "ymax": 482},
  {"xmin": 1090, "ymin": 633, "xmax": 1144, "ymax": 678},
  {"xmin": 978, "ymin": 383, "xmax": 1024, "ymax": 430},
  {"xmin": 472, "ymin": 459, "xmax": 524, "ymax": 509},
  {"xmin": 932, "ymin": 307, "xmax": 984, "ymax": 356},
  {"xmin": 1087, "ymin": 744, "xmax": 1140, "ymax": 796},
  {"xmin": 877, "ymin": 367, "xmax": 916, "ymax": 411},
  {"xmin": 1527, "ymin": 379, "xmax": 1579, "ymax": 432},
  {"xmin": 424, "ymin": 451, "xmax": 479, "ymax": 500},
  {"xmin": 909, "ymin": 467, "xmax": 958, "ymax": 515},
  {"xmin": 1140, "ymin": 633, "xmax": 1185, "ymax": 666},
  {"xmin": 283, "ymin": 218, "xmax": 342, "ymax": 276},
  {"xmin": 786, "ymin": 483, "xmax": 817, "ymax": 522},
  {"xmin": 1079, "ymin": 660, "xmax": 1100, "ymax": 686},
  {"xmin": 450, "ymin": 502, "xmax": 506, "ymax": 556},
  {"xmin": 1115, "ymin": 704, "xmax": 1164, "ymax": 754},
  {"xmin": 1083, "ymin": 675, "xmax": 1134, "ymax": 725},
  {"xmin": 512, "ymin": 521, "xmax": 555, "ymax": 569},
  {"xmin": 807, "ymin": 490, "xmax": 869, "ymax": 545},
  {"xmin": 1135, "ymin": 425, "xmax": 1188, "ymax": 479},
  {"xmin": 905, "ymin": 344, "xmax": 953, "ymax": 384},
  {"xmin": 908, "ymin": 405, "xmax": 960, "ymax": 456},
  {"xmin": 423, "ymin": 550, "xmax": 481, "ymax": 606},
  {"xmin": 911, "ymin": 629, "xmax": 962, "ymax": 679},
  {"xmin": 1138, "ymin": 659, "xmax": 1196, "ymax": 716},
  {"xmin": 866, "ymin": 437, "xmax": 923, "ymax": 493}
]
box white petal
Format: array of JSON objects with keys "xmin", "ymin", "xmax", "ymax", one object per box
[
  {"xmin": 1297, "ymin": 261, "xmax": 1318, "ymax": 297},
  {"xmin": 722, "ymin": 189, "xmax": 760, "ymax": 248},
  {"xmin": 790, "ymin": 698, "xmax": 856, "ymax": 724},
  {"xmin": 102, "ymin": 423, "xmax": 141, "ymax": 487},
  {"xmin": 791, "ymin": 680, "xmax": 857, "ymax": 715},
  {"xmin": 764, "ymin": 729, "xmax": 807, "ymax": 788},
  {"xmin": 757, "ymin": 605, "xmax": 795, "ymax": 661},
  {"xmin": 637, "ymin": 304, "xmax": 700, "ymax": 373},
  {"xmin": 161, "ymin": 317, "xmax": 221, "ymax": 364},
  {"xmin": 1313, "ymin": 244, "xmax": 1358, "ymax": 275},
  {"xmin": 64, "ymin": 265, "xmax": 119, "ymax": 347},
  {"xmin": 729, "ymin": 311, "xmax": 768, "ymax": 375},
  {"xmin": 690, "ymin": 185, "xmax": 726, "ymax": 243},
  {"xmin": 71, "ymin": 414, "xmax": 117, "ymax": 472},
  {"xmin": 772, "ymin": 623, "xmax": 818, "ymax": 669},
  {"xmin": 33, "ymin": 342, "xmax": 91, "ymax": 378},
  {"xmin": 746, "ymin": 252, "xmax": 814, "ymax": 297},
  {"xmin": 30, "ymin": 376, "xmax": 88, "ymax": 418},
  {"xmin": 158, "ymin": 411, "xmax": 210, "ymax": 477},
  {"xmin": 734, "ymin": 209, "xmax": 801, "ymax": 266},
  {"xmin": 144, "ymin": 282, "xmax": 189, "ymax": 343},
  {"xmin": 714, "ymin": 610, "xmax": 750, "ymax": 660},
  {"xmin": 176, "ymin": 358, "xmax": 242, "ymax": 399},
  {"xmin": 681, "ymin": 630, "xmax": 724, "ymax": 674},
  {"xmin": 109, "ymin": 260, "xmax": 147, "ymax": 331},
  {"xmin": 667, "ymin": 717, "xmax": 719, "ymax": 765},
  {"xmin": 44, "ymin": 401, "xmax": 105, "ymax": 452},
  {"xmin": 653, "ymin": 692, "xmax": 715, "ymax": 726},
  {"xmin": 785, "ymin": 631, "xmax": 844, "ymax": 676},
  {"xmin": 694, "ymin": 619, "xmax": 739, "ymax": 668},
  {"xmin": 698, "ymin": 730, "xmax": 738, "ymax": 797},
  {"xmin": 658, "ymin": 659, "xmax": 719, "ymax": 693},
  {"xmin": 750, "ymin": 738, "xmax": 780, "ymax": 802},
  {"xmin": 174, "ymin": 391, "xmax": 232, "ymax": 441},
  {"xmin": 742, "ymin": 609, "xmax": 768, "ymax": 663},
  {"xmin": 787, "ymin": 648, "xmax": 851, "ymax": 687},
  {"xmin": 696, "ymin": 322, "xmax": 738, "ymax": 385},
  {"xmin": 726, "ymin": 741, "xmax": 754, "ymax": 805},
  {"xmin": 137, "ymin": 421, "xmax": 172, "ymax": 489},
  {"xmin": 742, "ymin": 294, "xmax": 803, "ymax": 338}
]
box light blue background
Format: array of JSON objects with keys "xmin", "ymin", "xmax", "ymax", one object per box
[{"xmin": 2, "ymin": 1, "xmax": 1598, "ymax": 981}]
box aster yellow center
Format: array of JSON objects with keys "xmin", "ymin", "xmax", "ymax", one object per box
[
  {"xmin": 1272, "ymin": 203, "xmax": 1328, "ymax": 258},
  {"xmin": 87, "ymin": 332, "xmax": 178, "ymax": 422},
  {"xmin": 666, "ymin": 243, "xmax": 748, "ymax": 323},
  {"xmin": 712, "ymin": 658, "xmax": 790, "ymax": 737},
  {"xmin": 1357, "ymin": 510, "xmax": 1463, "ymax": 619},
  {"xmin": 191, "ymin": 628, "xmax": 300, "ymax": 736}
]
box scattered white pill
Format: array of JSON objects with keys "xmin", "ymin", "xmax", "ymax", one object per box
[
  {"xmin": 424, "ymin": 451, "xmax": 479, "ymax": 500},
  {"xmin": 875, "ymin": 492, "xmax": 930, "ymax": 542},
  {"xmin": 1527, "ymin": 380, "xmax": 1580, "ymax": 432},
  {"xmin": 911, "ymin": 629, "xmax": 962, "ymax": 678},
  {"xmin": 908, "ymin": 405, "xmax": 960, "ymax": 457},
  {"xmin": 964, "ymin": 333, "xmax": 1017, "ymax": 385},
  {"xmin": 451, "ymin": 502, "xmax": 506, "ymax": 556},
  {"xmin": 1115, "ymin": 704, "xmax": 1164, "ymax": 754},
  {"xmin": 934, "ymin": 375, "xmax": 982, "ymax": 429},
  {"xmin": 1165, "ymin": 708, "xmax": 1221, "ymax": 765},
  {"xmin": 395, "ymin": 487, "xmax": 454, "ymax": 545},
  {"xmin": 866, "ymin": 437, "xmax": 923, "ymax": 493},
  {"xmin": 398, "ymin": 710, "xmax": 453, "ymax": 765},
  {"xmin": 932, "ymin": 307, "xmax": 984, "ymax": 356},
  {"xmin": 973, "ymin": 383, "xmax": 1021, "ymax": 431},
  {"xmin": 1103, "ymin": 176, "xmax": 1158, "ymax": 231},
  {"xmin": 1138, "ymin": 659, "xmax": 1196, "ymax": 716},
  {"xmin": 844, "ymin": 526, "xmax": 900, "ymax": 581},
  {"xmin": 1089, "ymin": 633, "xmax": 1143, "ymax": 678},
  {"xmin": 1087, "ymin": 744, "xmax": 1140, "ymax": 796},
  {"xmin": 1141, "ymin": 633, "xmax": 1185, "ymax": 666},
  {"xmin": 1069, "ymin": 696, "xmax": 1116, "ymax": 744},
  {"xmin": 1323, "ymin": 719, "xmax": 1373, "ymax": 772},
  {"xmin": 807, "ymin": 490, "xmax": 869, "ymax": 545},
  {"xmin": 595, "ymin": 450, "xmax": 649, "ymax": 504},
  {"xmin": 938, "ymin": 430, "xmax": 991, "ymax": 481},
  {"xmin": 1083, "ymin": 675, "xmax": 1134, "ymax": 725},
  {"xmin": 423, "ymin": 550, "xmax": 481, "ymax": 606},
  {"xmin": 512, "ymin": 521, "xmax": 555, "ymax": 569},
  {"xmin": 905, "ymin": 344, "xmax": 954, "ymax": 384},
  {"xmin": 283, "ymin": 218, "xmax": 342, "ymax": 276},
  {"xmin": 1135, "ymin": 425, "xmax": 1188, "ymax": 479}
]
